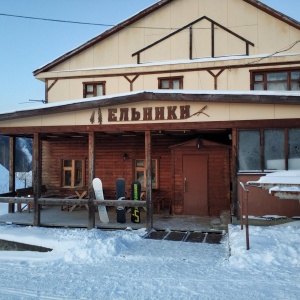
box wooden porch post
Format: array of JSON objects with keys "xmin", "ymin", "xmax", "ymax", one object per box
[
  {"xmin": 8, "ymin": 136, "xmax": 16, "ymax": 213},
  {"xmin": 88, "ymin": 132, "xmax": 95, "ymax": 229},
  {"xmin": 33, "ymin": 133, "xmax": 41, "ymax": 226},
  {"xmin": 145, "ymin": 131, "xmax": 153, "ymax": 231},
  {"xmin": 231, "ymin": 128, "xmax": 238, "ymax": 218}
]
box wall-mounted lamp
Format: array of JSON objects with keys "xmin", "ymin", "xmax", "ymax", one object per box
[
  {"xmin": 196, "ymin": 138, "xmax": 202, "ymax": 149},
  {"xmin": 123, "ymin": 153, "xmax": 129, "ymax": 161}
]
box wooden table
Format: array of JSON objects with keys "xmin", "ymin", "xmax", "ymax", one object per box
[{"xmin": 69, "ymin": 191, "xmax": 88, "ymax": 212}]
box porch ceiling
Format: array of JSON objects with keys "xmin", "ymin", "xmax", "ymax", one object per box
[
  {"xmin": 6, "ymin": 128, "xmax": 230, "ymax": 144},
  {"xmin": 39, "ymin": 128, "xmax": 230, "ymax": 141}
]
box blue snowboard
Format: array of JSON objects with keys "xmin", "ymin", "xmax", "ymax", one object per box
[{"xmin": 116, "ymin": 178, "xmax": 126, "ymax": 223}]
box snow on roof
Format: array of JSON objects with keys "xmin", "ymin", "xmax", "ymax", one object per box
[
  {"xmin": 40, "ymin": 52, "xmax": 300, "ymax": 74},
  {"xmin": 253, "ymin": 171, "xmax": 300, "ymax": 185},
  {"xmin": 1, "ymin": 89, "xmax": 300, "ymax": 116},
  {"xmin": 247, "ymin": 171, "xmax": 300, "ymax": 201}
]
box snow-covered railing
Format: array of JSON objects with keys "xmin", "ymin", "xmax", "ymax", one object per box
[{"xmin": 247, "ymin": 171, "xmax": 300, "ymax": 203}]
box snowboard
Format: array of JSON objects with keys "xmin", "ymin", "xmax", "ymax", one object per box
[
  {"xmin": 92, "ymin": 178, "xmax": 109, "ymax": 223},
  {"xmin": 116, "ymin": 178, "xmax": 126, "ymax": 223},
  {"xmin": 131, "ymin": 180, "xmax": 141, "ymax": 223}
]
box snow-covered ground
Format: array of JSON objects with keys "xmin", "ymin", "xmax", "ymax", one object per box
[{"xmin": 0, "ymin": 204, "xmax": 299, "ymax": 299}]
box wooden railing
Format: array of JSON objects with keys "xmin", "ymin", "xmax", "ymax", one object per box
[
  {"xmin": 238, "ymin": 181, "xmax": 250, "ymax": 250},
  {"xmin": 0, "ymin": 196, "xmax": 147, "ymax": 228}
]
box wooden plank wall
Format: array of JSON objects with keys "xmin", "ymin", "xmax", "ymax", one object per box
[{"xmin": 41, "ymin": 135, "xmax": 188, "ymax": 201}]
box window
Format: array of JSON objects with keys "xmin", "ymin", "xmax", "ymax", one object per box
[
  {"xmin": 238, "ymin": 130, "xmax": 261, "ymax": 171},
  {"xmin": 135, "ymin": 159, "xmax": 158, "ymax": 189},
  {"xmin": 238, "ymin": 129, "xmax": 300, "ymax": 172},
  {"xmin": 83, "ymin": 82, "xmax": 106, "ymax": 98},
  {"xmin": 62, "ymin": 159, "xmax": 85, "ymax": 187},
  {"xmin": 288, "ymin": 129, "xmax": 300, "ymax": 169},
  {"xmin": 158, "ymin": 76, "xmax": 183, "ymax": 89},
  {"xmin": 251, "ymin": 69, "xmax": 300, "ymax": 91}
]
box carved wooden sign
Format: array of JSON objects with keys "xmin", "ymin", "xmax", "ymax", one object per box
[{"xmin": 90, "ymin": 105, "xmax": 209, "ymax": 124}]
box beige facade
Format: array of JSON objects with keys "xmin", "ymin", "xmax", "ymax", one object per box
[{"xmin": 34, "ymin": 0, "xmax": 300, "ymax": 104}]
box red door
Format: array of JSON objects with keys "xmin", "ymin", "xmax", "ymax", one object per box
[{"xmin": 183, "ymin": 155, "xmax": 208, "ymax": 216}]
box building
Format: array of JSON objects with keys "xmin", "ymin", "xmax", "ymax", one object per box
[{"xmin": 1, "ymin": 0, "xmax": 300, "ymax": 227}]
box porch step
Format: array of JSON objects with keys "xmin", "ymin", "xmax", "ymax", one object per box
[
  {"xmin": 144, "ymin": 230, "xmax": 226, "ymax": 244},
  {"xmin": 210, "ymin": 211, "xmax": 231, "ymax": 231}
]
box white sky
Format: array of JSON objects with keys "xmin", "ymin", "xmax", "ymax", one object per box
[{"xmin": 0, "ymin": 0, "xmax": 299, "ymax": 112}]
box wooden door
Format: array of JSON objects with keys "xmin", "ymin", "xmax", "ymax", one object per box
[{"xmin": 183, "ymin": 155, "xmax": 208, "ymax": 216}]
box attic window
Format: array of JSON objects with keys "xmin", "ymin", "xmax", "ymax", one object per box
[
  {"xmin": 158, "ymin": 76, "xmax": 183, "ymax": 89},
  {"xmin": 83, "ymin": 82, "xmax": 106, "ymax": 98}
]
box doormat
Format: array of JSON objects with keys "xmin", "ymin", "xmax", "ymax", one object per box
[{"xmin": 144, "ymin": 230, "xmax": 225, "ymax": 244}]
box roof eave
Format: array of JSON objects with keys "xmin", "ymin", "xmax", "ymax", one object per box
[
  {"xmin": 33, "ymin": 0, "xmax": 173, "ymax": 76},
  {"xmin": 243, "ymin": 0, "xmax": 300, "ymax": 31},
  {"xmin": 1, "ymin": 91, "xmax": 300, "ymax": 122}
]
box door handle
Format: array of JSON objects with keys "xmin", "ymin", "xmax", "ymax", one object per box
[{"xmin": 184, "ymin": 177, "xmax": 187, "ymax": 193}]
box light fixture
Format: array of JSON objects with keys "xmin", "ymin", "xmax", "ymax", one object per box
[
  {"xmin": 123, "ymin": 153, "xmax": 129, "ymax": 161},
  {"xmin": 197, "ymin": 138, "xmax": 202, "ymax": 149}
]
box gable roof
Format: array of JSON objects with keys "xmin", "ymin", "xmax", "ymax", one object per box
[{"xmin": 33, "ymin": 0, "xmax": 300, "ymax": 76}]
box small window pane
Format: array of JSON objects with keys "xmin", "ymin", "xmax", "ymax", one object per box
[
  {"xmin": 64, "ymin": 170, "xmax": 72, "ymax": 186},
  {"xmin": 151, "ymin": 159, "xmax": 157, "ymax": 188},
  {"xmin": 254, "ymin": 74, "xmax": 263, "ymax": 81},
  {"xmin": 288, "ymin": 129, "xmax": 300, "ymax": 170},
  {"xmin": 64, "ymin": 160, "xmax": 72, "ymax": 167},
  {"xmin": 86, "ymin": 85, "xmax": 94, "ymax": 92},
  {"xmin": 172, "ymin": 80, "xmax": 180, "ymax": 89},
  {"xmin": 136, "ymin": 171, "xmax": 144, "ymax": 186},
  {"xmin": 96, "ymin": 84, "xmax": 103, "ymax": 96},
  {"xmin": 291, "ymin": 71, "xmax": 300, "ymax": 80},
  {"xmin": 254, "ymin": 83, "xmax": 264, "ymax": 90},
  {"xmin": 238, "ymin": 130, "xmax": 261, "ymax": 171},
  {"xmin": 267, "ymin": 82, "xmax": 287, "ymax": 91},
  {"xmin": 267, "ymin": 72, "xmax": 287, "ymax": 81},
  {"xmin": 136, "ymin": 160, "xmax": 144, "ymax": 167},
  {"xmin": 161, "ymin": 80, "xmax": 169, "ymax": 89},
  {"xmin": 264, "ymin": 130, "xmax": 285, "ymax": 170},
  {"xmin": 75, "ymin": 161, "xmax": 83, "ymax": 186},
  {"xmin": 291, "ymin": 82, "xmax": 300, "ymax": 90}
]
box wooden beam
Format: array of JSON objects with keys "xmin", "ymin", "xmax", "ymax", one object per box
[
  {"xmin": 124, "ymin": 75, "xmax": 140, "ymax": 91},
  {"xmin": 231, "ymin": 128, "xmax": 238, "ymax": 217},
  {"xmin": 0, "ymin": 197, "xmax": 146, "ymax": 207},
  {"xmin": 145, "ymin": 130, "xmax": 152, "ymax": 231},
  {"xmin": 2, "ymin": 118, "xmax": 300, "ymax": 136},
  {"xmin": 207, "ymin": 69, "xmax": 225, "ymax": 90},
  {"xmin": 211, "ymin": 22, "xmax": 215, "ymax": 58},
  {"xmin": 8, "ymin": 137, "xmax": 16, "ymax": 213},
  {"xmin": 33, "ymin": 133, "xmax": 41, "ymax": 226},
  {"xmin": 189, "ymin": 26, "xmax": 193, "ymax": 60},
  {"xmin": 88, "ymin": 132, "xmax": 95, "ymax": 229}
]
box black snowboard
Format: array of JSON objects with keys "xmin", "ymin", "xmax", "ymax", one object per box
[
  {"xmin": 116, "ymin": 178, "xmax": 126, "ymax": 223},
  {"xmin": 131, "ymin": 180, "xmax": 141, "ymax": 223}
]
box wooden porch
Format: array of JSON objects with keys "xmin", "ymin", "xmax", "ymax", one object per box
[{"xmin": 0, "ymin": 204, "xmax": 227, "ymax": 232}]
